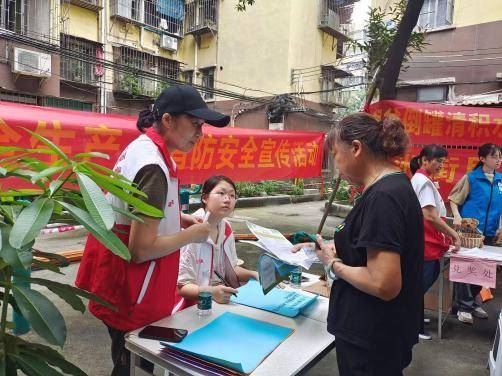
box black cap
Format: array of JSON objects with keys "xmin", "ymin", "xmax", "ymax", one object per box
[{"xmin": 153, "ymin": 85, "xmax": 229, "ymax": 127}]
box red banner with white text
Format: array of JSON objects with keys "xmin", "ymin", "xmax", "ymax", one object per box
[
  {"xmin": 0, "ymin": 102, "xmax": 324, "ymax": 186},
  {"xmin": 369, "ymin": 100, "xmax": 502, "ymax": 196}
]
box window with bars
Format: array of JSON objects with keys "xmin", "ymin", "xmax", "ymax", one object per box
[
  {"xmin": 200, "ymin": 67, "xmax": 214, "ymax": 101},
  {"xmin": 60, "ymin": 34, "xmax": 101, "ymax": 86},
  {"xmin": 320, "ymin": 66, "xmax": 337, "ymax": 104},
  {"xmin": 110, "ymin": 0, "xmax": 184, "ymax": 37},
  {"xmin": 0, "ymin": 0, "xmax": 28, "ymax": 34},
  {"xmin": 418, "ymin": 0, "xmax": 454, "ymax": 29},
  {"xmin": 0, "ymin": 88, "xmax": 93, "ymax": 111},
  {"xmin": 113, "ymin": 46, "xmax": 180, "ymax": 97},
  {"xmin": 182, "ymin": 70, "xmax": 194, "ymax": 85},
  {"xmin": 185, "ymin": 0, "xmax": 218, "ymax": 35}
]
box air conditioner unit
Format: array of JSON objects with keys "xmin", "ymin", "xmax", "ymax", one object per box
[
  {"xmin": 160, "ymin": 35, "xmax": 178, "ymax": 52},
  {"xmin": 111, "ymin": 0, "xmax": 140, "ymax": 21},
  {"xmin": 12, "ymin": 47, "xmax": 51, "ymax": 77}
]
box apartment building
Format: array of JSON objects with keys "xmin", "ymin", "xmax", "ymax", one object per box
[{"xmin": 0, "ymin": 0, "xmax": 362, "ymax": 130}]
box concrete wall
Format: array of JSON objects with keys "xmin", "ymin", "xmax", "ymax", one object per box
[
  {"xmin": 397, "ymin": 20, "xmax": 502, "ymax": 99},
  {"xmin": 65, "ymin": 4, "xmax": 99, "ymax": 42}
]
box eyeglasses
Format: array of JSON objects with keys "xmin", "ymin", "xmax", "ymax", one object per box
[{"xmin": 209, "ymin": 192, "xmax": 237, "ymax": 200}]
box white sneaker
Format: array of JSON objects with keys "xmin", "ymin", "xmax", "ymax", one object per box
[
  {"xmin": 472, "ymin": 307, "xmax": 488, "ymax": 319},
  {"xmin": 424, "ymin": 318, "xmax": 431, "ymax": 323},
  {"xmin": 419, "ymin": 333, "xmax": 432, "ymax": 340},
  {"xmin": 457, "ymin": 311, "xmax": 474, "ymax": 324}
]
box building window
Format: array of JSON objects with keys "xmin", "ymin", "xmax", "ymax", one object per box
[
  {"xmin": 418, "ymin": 0, "xmax": 454, "ymax": 29},
  {"xmin": 42, "ymin": 97, "xmax": 94, "ymax": 111},
  {"xmin": 60, "ymin": 34, "xmax": 101, "ymax": 86},
  {"xmin": 200, "ymin": 67, "xmax": 215, "ymax": 101},
  {"xmin": 114, "ymin": 46, "xmax": 180, "ymax": 97},
  {"xmin": 182, "ymin": 70, "xmax": 194, "ymax": 85},
  {"xmin": 336, "ymin": 42, "xmax": 344, "ymax": 60},
  {"xmin": 185, "ymin": 0, "xmax": 218, "ymax": 34},
  {"xmin": 320, "ymin": 66, "xmax": 336, "ymax": 104},
  {"xmin": 417, "ymin": 86, "xmax": 448, "ymax": 102},
  {"xmin": 0, "ymin": 0, "xmax": 28, "ymax": 34},
  {"xmin": 144, "ymin": 0, "xmax": 184, "ymax": 36}
]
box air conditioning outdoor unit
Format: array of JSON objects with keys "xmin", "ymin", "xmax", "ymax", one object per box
[
  {"xmin": 111, "ymin": 0, "xmax": 133, "ymax": 20},
  {"xmin": 160, "ymin": 35, "xmax": 178, "ymax": 52},
  {"xmin": 12, "ymin": 47, "xmax": 51, "ymax": 77}
]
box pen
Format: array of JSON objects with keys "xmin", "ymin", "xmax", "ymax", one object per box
[{"xmin": 214, "ymin": 270, "xmax": 238, "ymax": 297}]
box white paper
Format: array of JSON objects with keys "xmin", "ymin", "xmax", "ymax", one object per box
[
  {"xmin": 245, "ymin": 222, "xmax": 319, "ymax": 269},
  {"xmin": 452, "ymin": 246, "xmax": 502, "ymax": 263}
]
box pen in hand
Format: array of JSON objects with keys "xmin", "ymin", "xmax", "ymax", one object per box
[{"xmin": 214, "ymin": 270, "xmax": 238, "ymax": 297}]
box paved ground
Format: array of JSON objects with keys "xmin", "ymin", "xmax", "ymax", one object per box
[{"xmin": 18, "ymin": 201, "xmax": 498, "ymax": 375}]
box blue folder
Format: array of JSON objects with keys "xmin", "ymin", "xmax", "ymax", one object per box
[
  {"xmin": 163, "ymin": 312, "xmax": 293, "ymax": 374},
  {"xmin": 231, "ymin": 279, "xmax": 318, "ymax": 318}
]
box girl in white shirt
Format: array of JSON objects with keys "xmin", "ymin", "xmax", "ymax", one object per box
[
  {"xmin": 177, "ymin": 176, "xmax": 258, "ymax": 306},
  {"xmin": 410, "ymin": 144, "xmax": 460, "ymax": 338}
]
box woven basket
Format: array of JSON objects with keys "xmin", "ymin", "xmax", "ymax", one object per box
[{"xmin": 459, "ymin": 232, "xmax": 484, "ymax": 249}]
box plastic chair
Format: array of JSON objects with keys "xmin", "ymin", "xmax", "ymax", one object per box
[{"xmin": 489, "ymin": 310, "xmax": 502, "ymax": 376}]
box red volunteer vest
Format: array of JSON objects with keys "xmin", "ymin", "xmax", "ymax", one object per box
[
  {"xmin": 416, "ymin": 169, "xmax": 452, "ymax": 261},
  {"xmin": 75, "ymin": 129, "xmax": 181, "ymax": 331}
]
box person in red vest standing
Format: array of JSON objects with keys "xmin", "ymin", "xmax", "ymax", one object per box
[
  {"xmin": 76, "ymin": 85, "xmax": 230, "ymax": 375},
  {"xmin": 410, "ymin": 144, "xmax": 461, "ymax": 340}
]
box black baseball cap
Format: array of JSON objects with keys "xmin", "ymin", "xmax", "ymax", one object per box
[{"xmin": 153, "ymin": 85, "xmax": 229, "ymax": 127}]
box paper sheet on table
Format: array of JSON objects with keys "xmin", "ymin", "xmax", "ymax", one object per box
[
  {"xmin": 245, "ymin": 222, "xmax": 319, "ymax": 269},
  {"xmin": 163, "ymin": 312, "xmax": 293, "ymax": 374},
  {"xmin": 454, "ymin": 247, "xmax": 502, "ymax": 263},
  {"xmin": 231, "ymin": 279, "xmax": 318, "ymax": 317}
]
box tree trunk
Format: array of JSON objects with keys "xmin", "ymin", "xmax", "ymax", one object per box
[{"xmin": 379, "ymin": 0, "xmax": 425, "ymax": 100}]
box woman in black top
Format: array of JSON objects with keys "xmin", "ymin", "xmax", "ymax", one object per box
[{"xmin": 294, "ymin": 113, "xmax": 424, "ymax": 376}]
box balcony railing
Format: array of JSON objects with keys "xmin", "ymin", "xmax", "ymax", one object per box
[
  {"xmin": 185, "ymin": 0, "xmax": 218, "ymax": 35},
  {"xmin": 60, "ymin": 34, "xmax": 101, "ymax": 86},
  {"xmin": 318, "ymin": 0, "xmax": 352, "ymax": 41},
  {"xmin": 67, "ymin": 0, "xmax": 102, "ymax": 12}
]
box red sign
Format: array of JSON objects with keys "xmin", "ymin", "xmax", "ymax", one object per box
[
  {"xmin": 0, "ymin": 102, "xmax": 324, "ymax": 185},
  {"xmin": 369, "ymin": 100, "xmax": 502, "ymax": 197}
]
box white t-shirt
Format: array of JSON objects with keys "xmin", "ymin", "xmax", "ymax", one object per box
[{"xmin": 411, "ymin": 172, "xmax": 447, "ymax": 217}]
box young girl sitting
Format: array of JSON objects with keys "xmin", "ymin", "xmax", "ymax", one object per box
[{"xmin": 177, "ymin": 176, "xmax": 258, "ymax": 305}]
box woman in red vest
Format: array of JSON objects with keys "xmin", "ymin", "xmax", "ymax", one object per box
[
  {"xmin": 76, "ymin": 85, "xmax": 230, "ymax": 375},
  {"xmin": 410, "ymin": 145, "xmax": 460, "ymax": 340}
]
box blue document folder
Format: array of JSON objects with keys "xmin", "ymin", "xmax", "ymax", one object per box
[
  {"xmin": 163, "ymin": 312, "xmax": 293, "ymax": 374},
  {"xmin": 231, "ymin": 279, "xmax": 318, "ymax": 318}
]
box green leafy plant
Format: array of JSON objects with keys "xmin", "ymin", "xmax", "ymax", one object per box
[
  {"xmin": 334, "ymin": 179, "xmax": 351, "ymax": 203},
  {"xmin": 0, "ymin": 129, "xmax": 163, "ymax": 374},
  {"xmin": 236, "ymin": 0, "xmax": 255, "ymax": 11},
  {"xmin": 235, "ymin": 181, "xmax": 263, "ymax": 198},
  {"xmin": 121, "ymin": 72, "xmax": 141, "ymax": 96},
  {"xmin": 349, "ymin": 0, "xmax": 428, "ymax": 80}
]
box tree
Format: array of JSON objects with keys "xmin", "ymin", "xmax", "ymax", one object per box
[
  {"xmin": 351, "ymin": 0, "xmax": 427, "ymax": 103},
  {"xmin": 236, "ymin": 0, "xmax": 255, "ymax": 11}
]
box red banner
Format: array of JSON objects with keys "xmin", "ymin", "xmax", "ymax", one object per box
[
  {"xmin": 0, "ymin": 102, "xmax": 324, "ymax": 185},
  {"xmin": 370, "ymin": 100, "xmax": 502, "ymax": 146},
  {"xmin": 370, "ymin": 100, "xmax": 502, "ymax": 197}
]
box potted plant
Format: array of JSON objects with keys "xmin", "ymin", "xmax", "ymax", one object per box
[{"xmin": 0, "ymin": 128, "xmax": 163, "ymax": 374}]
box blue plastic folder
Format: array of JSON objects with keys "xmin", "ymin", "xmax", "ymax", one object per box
[
  {"xmin": 230, "ymin": 279, "xmax": 318, "ymax": 317},
  {"xmin": 163, "ymin": 312, "xmax": 293, "ymax": 374}
]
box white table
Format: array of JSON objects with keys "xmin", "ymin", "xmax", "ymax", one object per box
[
  {"xmin": 436, "ymin": 245, "xmax": 502, "ymax": 338},
  {"xmin": 125, "ymin": 274, "xmax": 334, "ymax": 376}
]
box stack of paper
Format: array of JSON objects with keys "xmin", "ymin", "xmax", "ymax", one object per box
[
  {"xmin": 244, "ymin": 222, "xmax": 319, "ymax": 269},
  {"xmin": 231, "ymin": 279, "xmax": 318, "ymax": 318},
  {"xmin": 162, "ymin": 312, "xmax": 293, "ymax": 375}
]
